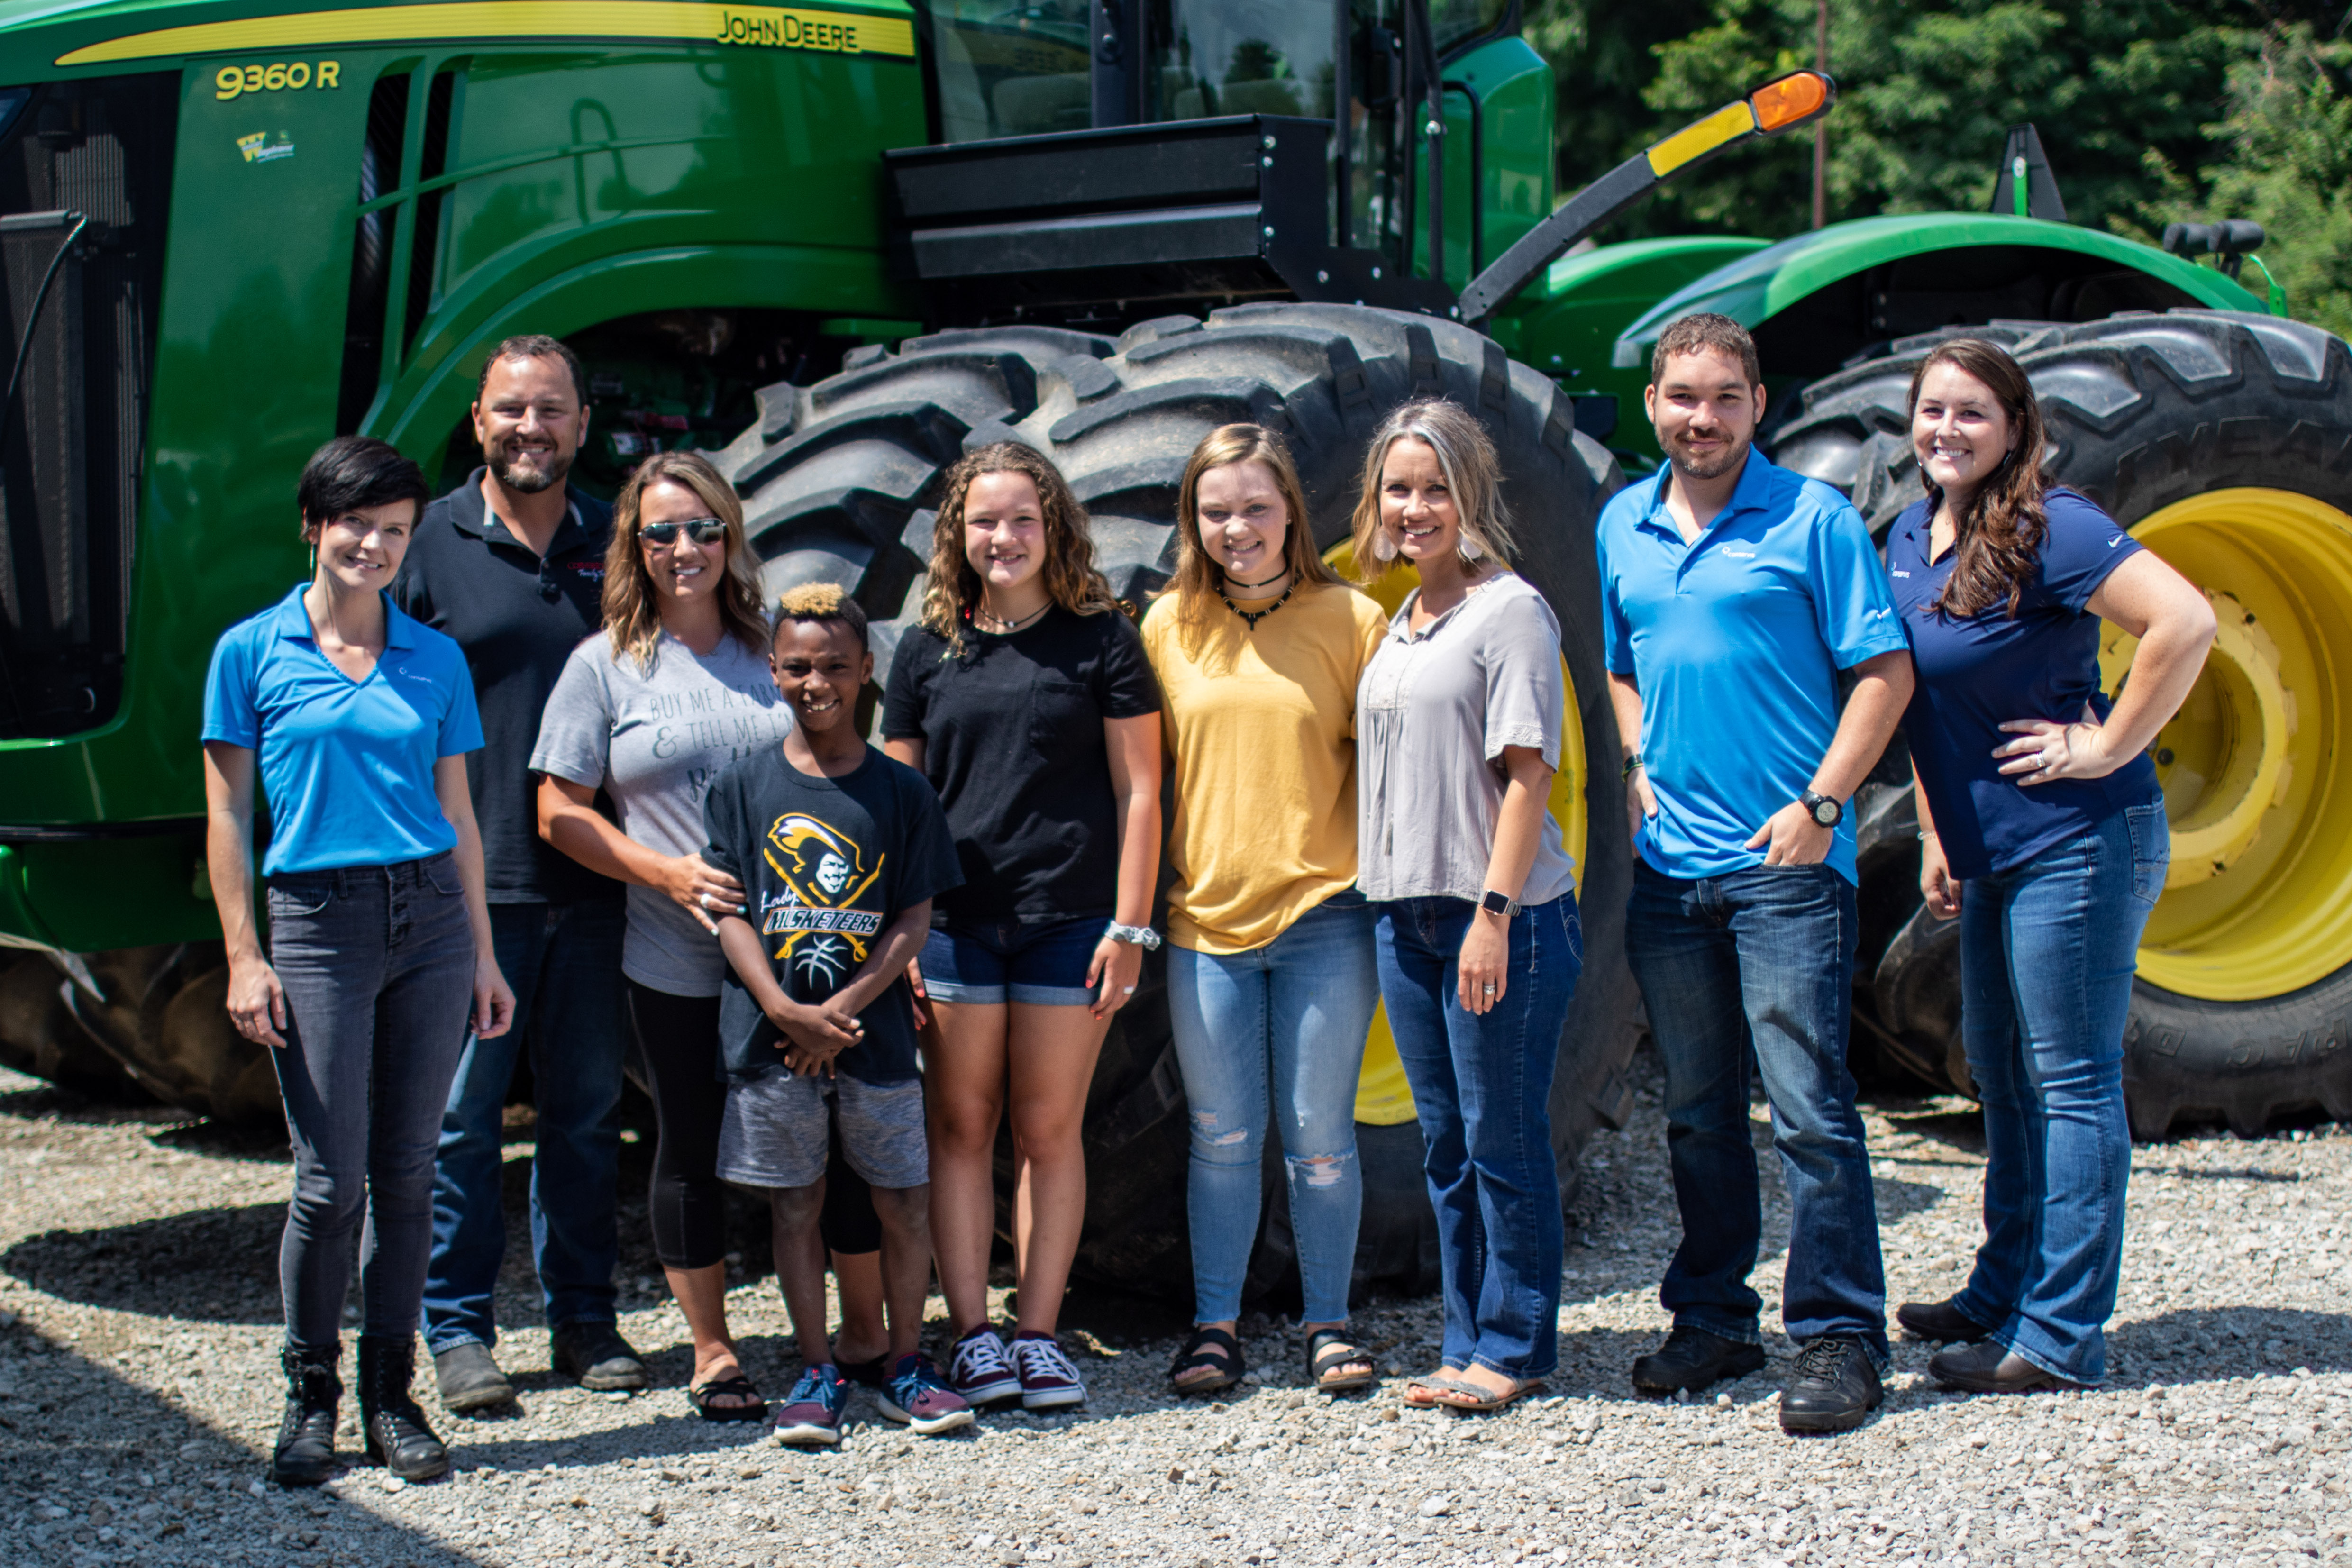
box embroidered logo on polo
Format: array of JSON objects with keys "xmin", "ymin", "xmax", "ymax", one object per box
[{"xmin": 759, "ymin": 813, "xmax": 884, "ymax": 989}]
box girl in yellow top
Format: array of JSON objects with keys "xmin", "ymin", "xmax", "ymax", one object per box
[{"xmin": 1141, "ymin": 424, "xmax": 1387, "ymax": 1398}]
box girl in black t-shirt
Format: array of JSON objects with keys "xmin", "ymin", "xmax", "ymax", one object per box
[{"xmin": 880, "ymin": 442, "xmax": 1163, "ymax": 1411}]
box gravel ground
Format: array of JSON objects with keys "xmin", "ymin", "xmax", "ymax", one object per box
[{"xmin": 3, "ymin": 1052, "xmax": 2349, "ymax": 1568}]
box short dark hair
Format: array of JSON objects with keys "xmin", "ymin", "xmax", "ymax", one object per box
[
  {"xmin": 772, "ymin": 582, "xmax": 869, "ymax": 653},
  {"xmin": 1650, "ymin": 312, "xmax": 1762, "ymax": 389},
  {"xmin": 475, "ymin": 333, "xmax": 589, "ymax": 408},
  {"xmin": 295, "ymin": 436, "xmax": 430, "ymax": 530}
]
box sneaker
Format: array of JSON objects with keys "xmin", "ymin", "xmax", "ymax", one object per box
[
  {"xmin": 872, "ymin": 1353, "xmax": 975, "ymax": 1435},
  {"xmin": 769, "ymin": 1364, "xmax": 848, "ymax": 1447},
  {"xmin": 946, "ymin": 1325, "xmax": 1021, "ymax": 1406},
  {"xmin": 1778, "ymin": 1335, "xmax": 1884, "ymax": 1434},
  {"xmin": 1010, "ymin": 1331, "xmax": 1085, "ymax": 1410}
]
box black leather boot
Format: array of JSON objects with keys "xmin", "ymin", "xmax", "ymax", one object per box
[
  {"xmin": 272, "ymin": 1344, "xmax": 342, "ymax": 1486},
  {"xmin": 357, "ymin": 1334, "xmax": 450, "ymax": 1481}
]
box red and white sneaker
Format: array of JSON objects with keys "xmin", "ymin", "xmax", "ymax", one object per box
[
  {"xmin": 946, "ymin": 1324, "xmax": 1021, "ymax": 1406},
  {"xmin": 1011, "ymin": 1331, "xmax": 1085, "ymax": 1410}
]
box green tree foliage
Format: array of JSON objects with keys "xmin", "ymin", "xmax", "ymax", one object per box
[
  {"xmin": 1528, "ymin": 0, "xmax": 2345, "ymax": 255},
  {"xmin": 2135, "ymin": 23, "xmax": 2352, "ymax": 338}
]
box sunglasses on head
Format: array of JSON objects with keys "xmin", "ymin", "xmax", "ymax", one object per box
[{"xmin": 640, "ymin": 518, "xmax": 728, "ymax": 546}]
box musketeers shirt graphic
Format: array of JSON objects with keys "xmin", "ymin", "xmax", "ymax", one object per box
[{"xmin": 759, "ymin": 813, "xmax": 887, "ymax": 987}]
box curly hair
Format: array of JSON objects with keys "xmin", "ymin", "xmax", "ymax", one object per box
[
  {"xmin": 1345, "ymin": 398, "xmax": 1516, "ymax": 582},
  {"xmin": 1160, "ymin": 423, "xmax": 1341, "ymax": 631},
  {"xmin": 600, "ymin": 450, "xmax": 770, "ymax": 671},
  {"xmin": 1908, "ymin": 338, "xmax": 2050, "ymax": 620},
  {"xmin": 919, "ymin": 442, "xmax": 1117, "ymax": 655}
]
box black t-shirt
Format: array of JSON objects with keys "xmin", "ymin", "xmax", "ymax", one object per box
[
  {"xmin": 391, "ymin": 470, "xmax": 617, "ymax": 904},
  {"xmin": 701, "ymin": 745, "xmax": 962, "ymax": 1085},
  {"xmin": 880, "ymin": 606, "xmax": 1160, "ymax": 922}
]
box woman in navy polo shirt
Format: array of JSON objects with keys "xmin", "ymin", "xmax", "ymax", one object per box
[
  {"xmin": 1885, "ymin": 340, "xmax": 2213, "ymax": 1393},
  {"xmin": 203, "ymin": 437, "xmax": 516, "ymax": 1486}
]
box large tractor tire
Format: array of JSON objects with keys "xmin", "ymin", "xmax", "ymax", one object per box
[
  {"xmin": 1770, "ymin": 310, "xmax": 2352, "ymax": 1137},
  {"xmin": 712, "ymin": 303, "xmax": 1643, "ymax": 1295}
]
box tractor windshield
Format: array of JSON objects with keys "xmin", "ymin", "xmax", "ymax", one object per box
[
  {"xmin": 927, "ymin": 0, "xmax": 1095, "ymax": 139},
  {"xmin": 1142, "ymin": 0, "xmax": 1334, "ymax": 121}
]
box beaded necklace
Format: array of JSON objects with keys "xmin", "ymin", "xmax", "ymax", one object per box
[{"xmin": 1218, "ymin": 567, "xmax": 1295, "ymax": 630}]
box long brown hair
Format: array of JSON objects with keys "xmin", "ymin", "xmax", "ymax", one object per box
[
  {"xmin": 601, "ymin": 451, "xmax": 770, "ymax": 670},
  {"xmin": 1909, "ymin": 338, "xmax": 2050, "ymax": 619},
  {"xmin": 919, "ymin": 442, "xmax": 1117, "ymax": 655},
  {"xmin": 1345, "ymin": 398, "xmax": 1516, "ymax": 582},
  {"xmin": 1161, "ymin": 423, "xmax": 1340, "ymax": 629}
]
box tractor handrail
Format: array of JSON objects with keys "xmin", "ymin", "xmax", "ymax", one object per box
[{"xmin": 1457, "ymin": 70, "xmax": 1835, "ymax": 328}]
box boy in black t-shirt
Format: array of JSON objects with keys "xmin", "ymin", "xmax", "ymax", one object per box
[{"xmin": 704, "ymin": 585, "xmax": 966, "ymax": 1447}]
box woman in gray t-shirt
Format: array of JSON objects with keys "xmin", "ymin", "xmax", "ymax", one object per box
[
  {"xmin": 1351, "ymin": 399, "xmax": 1582, "ymax": 1415},
  {"xmin": 529, "ymin": 452, "xmax": 790, "ymax": 1423}
]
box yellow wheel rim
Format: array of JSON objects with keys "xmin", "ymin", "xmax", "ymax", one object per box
[
  {"xmin": 2100, "ymin": 487, "xmax": 2352, "ymax": 1001},
  {"xmin": 1327, "ymin": 547, "xmax": 1590, "ymax": 1120}
]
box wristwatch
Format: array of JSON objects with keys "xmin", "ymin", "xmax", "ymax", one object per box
[
  {"xmin": 1799, "ymin": 789, "xmax": 1844, "ymax": 828},
  {"xmin": 1105, "ymin": 921, "xmax": 1162, "ymax": 951},
  {"xmin": 1479, "ymin": 889, "xmax": 1520, "ymax": 919}
]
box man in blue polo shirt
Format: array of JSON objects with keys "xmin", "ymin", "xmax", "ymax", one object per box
[
  {"xmin": 394, "ymin": 335, "xmax": 640, "ymax": 1413},
  {"xmin": 1598, "ymin": 313, "xmax": 1914, "ymax": 1434}
]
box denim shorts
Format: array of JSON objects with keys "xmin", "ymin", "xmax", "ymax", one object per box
[{"xmin": 920, "ymin": 914, "xmax": 1102, "ymax": 1007}]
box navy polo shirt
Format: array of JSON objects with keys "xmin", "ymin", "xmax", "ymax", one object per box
[
  {"xmin": 392, "ymin": 471, "xmax": 617, "ymax": 904},
  {"xmin": 202, "ymin": 585, "xmax": 483, "ymax": 876},
  {"xmin": 1598, "ymin": 449, "xmax": 1908, "ymax": 884},
  {"xmin": 1888, "ymin": 489, "xmax": 2160, "ymax": 880}
]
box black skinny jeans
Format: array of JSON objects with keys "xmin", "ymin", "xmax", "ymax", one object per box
[{"xmin": 627, "ymin": 980, "xmax": 880, "ymax": 1267}]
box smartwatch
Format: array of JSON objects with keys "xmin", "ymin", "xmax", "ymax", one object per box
[
  {"xmin": 1479, "ymin": 889, "xmax": 1520, "ymax": 919},
  {"xmin": 1800, "ymin": 789, "xmax": 1844, "ymax": 829}
]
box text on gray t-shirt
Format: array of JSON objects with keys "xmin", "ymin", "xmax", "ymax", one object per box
[{"xmin": 531, "ymin": 629, "xmax": 794, "ymax": 995}]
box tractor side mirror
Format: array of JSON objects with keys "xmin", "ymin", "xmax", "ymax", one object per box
[{"xmin": 1357, "ymin": 25, "xmax": 1402, "ymax": 112}]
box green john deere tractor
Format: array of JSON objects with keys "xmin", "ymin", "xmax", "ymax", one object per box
[{"xmin": 0, "ymin": 0, "xmax": 2343, "ymax": 1295}]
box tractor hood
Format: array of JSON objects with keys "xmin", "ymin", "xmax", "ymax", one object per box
[{"xmin": 1610, "ymin": 213, "xmax": 2269, "ymax": 369}]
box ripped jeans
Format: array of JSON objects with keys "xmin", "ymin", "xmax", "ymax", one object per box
[{"xmin": 1166, "ymin": 896, "xmax": 1382, "ymax": 1325}]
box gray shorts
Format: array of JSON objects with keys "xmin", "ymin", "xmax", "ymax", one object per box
[{"xmin": 716, "ymin": 1071, "xmax": 929, "ymax": 1191}]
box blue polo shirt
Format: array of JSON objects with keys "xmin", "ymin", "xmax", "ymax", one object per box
[
  {"xmin": 1598, "ymin": 449, "xmax": 1907, "ymax": 883},
  {"xmin": 202, "ymin": 585, "xmax": 485, "ymax": 875},
  {"xmin": 1887, "ymin": 489, "xmax": 2159, "ymax": 880}
]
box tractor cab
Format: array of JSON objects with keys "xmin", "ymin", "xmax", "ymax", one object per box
[{"xmin": 897, "ymin": 0, "xmax": 1535, "ymax": 321}]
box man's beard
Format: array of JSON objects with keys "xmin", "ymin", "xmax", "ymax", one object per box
[
  {"xmin": 1663, "ymin": 431, "xmax": 1749, "ymax": 483},
  {"xmin": 489, "ymin": 443, "xmax": 570, "ymax": 494}
]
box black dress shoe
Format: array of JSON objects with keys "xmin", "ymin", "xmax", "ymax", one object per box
[
  {"xmin": 1928, "ymin": 1339, "xmax": 2071, "ymax": 1393},
  {"xmin": 432, "ymin": 1341, "xmax": 515, "ymax": 1413},
  {"xmin": 1631, "ymin": 1324, "xmax": 1769, "ymax": 1395},
  {"xmin": 1779, "ymin": 1335, "xmax": 1883, "ymax": 1433},
  {"xmin": 1896, "ymin": 1297, "xmax": 1992, "ymax": 1344},
  {"xmin": 552, "ymin": 1321, "xmax": 649, "ymax": 1391}
]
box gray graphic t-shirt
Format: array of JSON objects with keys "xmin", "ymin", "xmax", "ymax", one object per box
[{"xmin": 532, "ymin": 629, "xmax": 793, "ymax": 995}]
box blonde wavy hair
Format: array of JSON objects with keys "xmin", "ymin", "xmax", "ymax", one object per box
[
  {"xmin": 1345, "ymin": 398, "xmax": 1516, "ymax": 582},
  {"xmin": 601, "ymin": 450, "xmax": 770, "ymax": 671},
  {"xmin": 919, "ymin": 442, "xmax": 1117, "ymax": 655},
  {"xmin": 1160, "ymin": 423, "xmax": 1340, "ymax": 630}
]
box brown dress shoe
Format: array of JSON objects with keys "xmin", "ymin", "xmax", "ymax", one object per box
[{"xmin": 1927, "ymin": 1339, "xmax": 2075, "ymax": 1392}]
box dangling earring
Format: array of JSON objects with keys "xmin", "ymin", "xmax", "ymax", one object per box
[
  {"xmin": 1459, "ymin": 533, "xmax": 1484, "ymax": 565},
  {"xmin": 1373, "ymin": 532, "xmax": 1398, "ymax": 563}
]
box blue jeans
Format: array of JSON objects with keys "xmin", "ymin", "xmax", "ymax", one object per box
[
  {"xmin": 420, "ymin": 898, "xmax": 627, "ymax": 1351},
  {"xmin": 1375, "ymin": 894, "xmax": 1582, "ymax": 1381},
  {"xmin": 266, "ymin": 856, "xmax": 478, "ymax": 1352},
  {"xmin": 1952, "ymin": 797, "xmax": 2165, "ymax": 1385},
  {"xmin": 1627, "ymin": 861, "xmax": 1888, "ymax": 1360},
  {"xmin": 1166, "ymin": 897, "xmax": 1381, "ymax": 1326}
]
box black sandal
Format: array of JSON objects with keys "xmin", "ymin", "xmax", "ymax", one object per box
[
  {"xmin": 1169, "ymin": 1326, "xmax": 1242, "ymax": 1396},
  {"xmin": 1307, "ymin": 1329, "xmax": 1377, "ymax": 1394},
  {"xmin": 685, "ymin": 1373, "xmax": 767, "ymax": 1423}
]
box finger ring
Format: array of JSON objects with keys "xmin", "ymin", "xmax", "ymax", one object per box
[
  {"xmin": 698, "ymin": 893, "xmax": 711, "ymax": 909},
  {"xmin": 1483, "ymin": 983, "xmax": 1497, "ymax": 993},
  {"xmin": 1123, "ymin": 985, "xmax": 1136, "ymax": 995}
]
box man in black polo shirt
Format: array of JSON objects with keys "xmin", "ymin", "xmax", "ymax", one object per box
[{"xmin": 395, "ymin": 334, "xmax": 644, "ymax": 1411}]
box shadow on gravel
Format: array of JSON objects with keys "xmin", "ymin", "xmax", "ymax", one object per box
[
  {"xmin": 0, "ymin": 1315, "xmax": 476, "ymax": 1565},
  {"xmin": 2108, "ymin": 1305, "xmax": 2352, "ymax": 1386},
  {"xmin": 2131, "ymin": 1164, "xmax": 2304, "ymax": 1183},
  {"xmin": 1, "ymin": 1201, "xmax": 284, "ymax": 1323}
]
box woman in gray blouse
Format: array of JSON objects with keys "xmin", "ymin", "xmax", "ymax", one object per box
[
  {"xmin": 1352, "ymin": 398, "xmax": 1582, "ymax": 1414},
  {"xmin": 529, "ymin": 451, "xmax": 795, "ymax": 1422}
]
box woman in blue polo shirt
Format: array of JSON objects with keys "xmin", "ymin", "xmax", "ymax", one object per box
[
  {"xmin": 202, "ymin": 436, "xmax": 516, "ymax": 1487},
  {"xmin": 1886, "ymin": 340, "xmax": 2213, "ymax": 1393}
]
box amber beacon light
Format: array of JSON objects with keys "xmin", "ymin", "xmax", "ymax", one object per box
[{"xmin": 1458, "ymin": 70, "xmax": 1839, "ymax": 324}]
